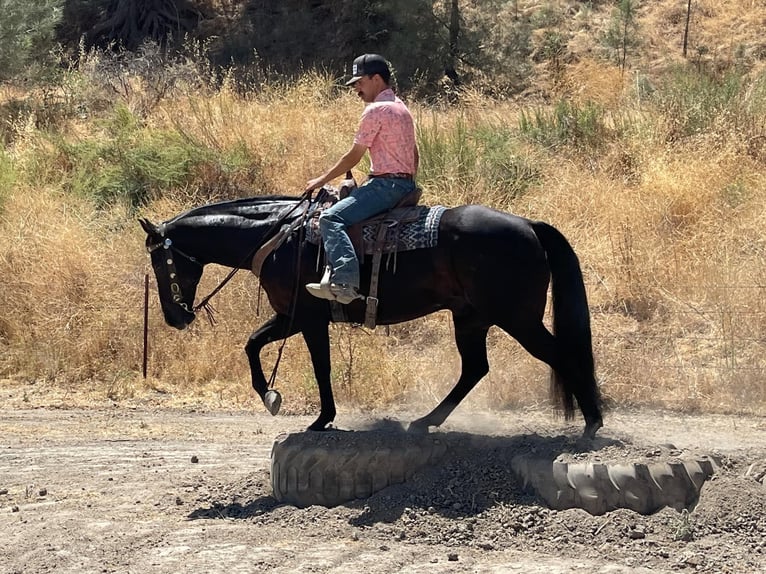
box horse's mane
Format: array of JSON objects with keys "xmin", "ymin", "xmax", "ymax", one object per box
[{"xmin": 165, "ymin": 194, "xmax": 301, "ymax": 226}]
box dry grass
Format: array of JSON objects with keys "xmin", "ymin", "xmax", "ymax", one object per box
[{"xmin": 1, "ymin": 1, "xmax": 765, "ymax": 418}]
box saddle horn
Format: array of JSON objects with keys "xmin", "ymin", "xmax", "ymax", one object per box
[{"xmin": 340, "ymin": 171, "xmax": 357, "ymax": 199}]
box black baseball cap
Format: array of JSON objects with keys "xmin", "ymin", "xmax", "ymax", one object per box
[{"xmin": 345, "ymin": 54, "xmax": 390, "ymax": 85}]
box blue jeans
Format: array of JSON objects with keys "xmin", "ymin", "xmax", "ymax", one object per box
[{"xmin": 318, "ymin": 177, "xmax": 416, "ymax": 288}]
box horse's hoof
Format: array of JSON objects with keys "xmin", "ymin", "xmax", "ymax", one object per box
[
  {"xmin": 407, "ymin": 420, "xmax": 430, "ymax": 434},
  {"xmin": 583, "ymin": 417, "xmax": 603, "ymax": 440},
  {"xmin": 264, "ymin": 390, "xmax": 282, "ymax": 416}
]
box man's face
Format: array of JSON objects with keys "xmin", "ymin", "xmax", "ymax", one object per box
[{"xmin": 351, "ymin": 74, "xmax": 381, "ymax": 103}]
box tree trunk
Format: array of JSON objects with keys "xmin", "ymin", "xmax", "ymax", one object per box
[
  {"xmin": 683, "ymin": 0, "xmax": 692, "ymax": 58},
  {"xmin": 445, "ymin": 0, "xmax": 461, "ymax": 85},
  {"xmin": 87, "ymin": 0, "xmax": 199, "ymax": 50}
]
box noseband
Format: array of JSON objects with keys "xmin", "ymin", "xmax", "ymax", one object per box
[{"xmin": 147, "ymin": 232, "xmax": 201, "ymax": 313}]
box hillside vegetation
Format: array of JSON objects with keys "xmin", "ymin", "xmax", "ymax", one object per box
[{"xmin": 1, "ymin": 0, "xmax": 765, "ymax": 417}]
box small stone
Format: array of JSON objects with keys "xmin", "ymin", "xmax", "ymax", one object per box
[
  {"xmin": 0, "ymin": 488, "xmax": 8, "ymax": 495},
  {"xmin": 175, "ymin": 496, "xmax": 183, "ymax": 506},
  {"xmin": 191, "ymin": 456, "xmax": 199, "ymax": 463},
  {"xmin": 11, "ymin": 505, "xmax": 20, "ymax": 512},
  {"xmin": 38, "ymin": 488, "xmax": 47, "ymax": 497},
  {"xmin": 447, "ymin": 553, "xmax": 459, "ymax": 562},
  {"xmin": 629, "ymin": 527, "xmax": 646, "ymax": 540}
]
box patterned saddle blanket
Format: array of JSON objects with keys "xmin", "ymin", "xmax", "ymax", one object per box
[{"xmin": 305, "ymin": 188, "xmax": 447, "ymax": 255}]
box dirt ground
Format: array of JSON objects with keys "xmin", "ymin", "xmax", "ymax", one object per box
[{"xmin": 1, "ymin": 385, "xmax": 765, "ymax": 574}]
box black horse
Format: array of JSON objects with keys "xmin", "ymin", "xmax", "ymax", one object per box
[{"xmin": 140, "ymin": 194, "xmax": 603, "ymax": 438}]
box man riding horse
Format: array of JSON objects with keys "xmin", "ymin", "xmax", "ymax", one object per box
[{"xmin": 304, "ymin": 54, "xmax": 419, "ymax": 304}]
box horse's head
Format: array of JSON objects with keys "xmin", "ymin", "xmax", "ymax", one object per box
[{"xmin": 140, "ymin": 218, "xmax": 204, "ymax": 330}]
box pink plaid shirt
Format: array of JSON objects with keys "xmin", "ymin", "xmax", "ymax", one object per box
[{"xmin": 353, "ymin": 88, "xmax": 417, "ymax": 176}]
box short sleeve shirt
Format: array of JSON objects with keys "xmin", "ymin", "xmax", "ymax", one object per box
[{"xmin": 353, "ymin": 88, "xmax": 417, "ymax": 175}]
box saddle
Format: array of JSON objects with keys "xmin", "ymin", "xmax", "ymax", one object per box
[
  {"xmin": 346, "ymin": 187, "xmax": 422, "ymax": 329},
  {"xmin": 251, "ymin": 180, "xmax": 437, "ymax": 329}
]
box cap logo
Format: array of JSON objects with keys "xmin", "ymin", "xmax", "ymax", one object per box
[{"xmin": 352, "ymin": 63, "xmax": 360, "ymax": 75}]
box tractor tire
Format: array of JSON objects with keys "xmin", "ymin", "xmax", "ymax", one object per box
[
  {"xmin": 511, "ymin": 455, "xmax": 720, "ymax": 515},
  {"xmin": 270, "ymin": 430, "xmax": 448, "ymax": 508}
]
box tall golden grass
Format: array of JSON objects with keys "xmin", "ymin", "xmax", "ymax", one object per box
[{"xmin": 1, "ymin": 2, "xmax": 765, "ymax": 417}]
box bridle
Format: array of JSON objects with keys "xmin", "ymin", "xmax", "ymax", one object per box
[
  {"xmin": 146, "ymin": 190, "xmax": 315, "ymax": 322},
  {"xmin": 146, "ymin": 231, "xmax": 203, "ymax": 315}
]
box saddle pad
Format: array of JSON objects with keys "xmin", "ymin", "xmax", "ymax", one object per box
[{"xmin": 306, "ymin": 205, "xmax": 447, "ymax": 254}]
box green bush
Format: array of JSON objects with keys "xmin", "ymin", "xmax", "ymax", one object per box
[
  {"xmin": 417, "ymin": 113, "xmax": 539, "ymax": 200},
  {"xmin": 54, "ymin": 105, "xmax": 253, "ymax": 209},
  {"xmin": 652, "ymin": 65, "xmax": 766, "ymax": 141},
  {"xmin": 0, "ymin": 0, "xmax": 64, "ymax": 81},
  {"xmin": 0, "ymin": 150, "xmax": 15, "ymax": 212},
  {"xmin": 472, "ymin": 124, "xmax": 540, "ymax": 198},
  {"xmin": 519, "ymin": 99, "xmax": 613, "ymax": 150}
]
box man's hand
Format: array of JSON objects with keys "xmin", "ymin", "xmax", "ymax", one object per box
[
  {"xmin": 305, "ymin": 142, "xmax": 366, "ymax": 194},
  {"xmin": 305, "ymin": 176, "xmax": 326, "ymax": 193}
]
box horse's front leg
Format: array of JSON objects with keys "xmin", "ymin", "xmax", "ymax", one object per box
[
  {"xmin": 300, "ymin": 320, "xmax": 335, "ymax": 431},
  {"xmin": 245, "ymin": 314, "xmax": 299, "ymax": 416}
]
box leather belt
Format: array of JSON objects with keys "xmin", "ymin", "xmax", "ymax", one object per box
[{"xmin": 369, "ymin": 172, "xmax": 413, "ymax": 180}]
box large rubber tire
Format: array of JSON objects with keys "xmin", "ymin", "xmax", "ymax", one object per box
[
  {"xmin": 270, "ymin": 431, "xmax": 448, "ymax": 508},
  {"xmin": 511, "ymin": 455, "xmax": 720, "ymax": 515}
]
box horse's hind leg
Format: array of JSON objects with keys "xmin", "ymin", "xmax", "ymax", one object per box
[
  {"xmin": 409, "ymin": 314, "xmax": 489, "ymax": 433},
  {"xmin": 502, "ymin": 320, "xmax": 603, "ymax": 438}
]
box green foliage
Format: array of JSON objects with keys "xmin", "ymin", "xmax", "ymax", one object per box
[
  {"xmin": 51, "ymin": 0, "xmax": 533, "ymax": 96},
  {"xmin": 0, "ymin": 150, "xmax": 15, "ymax": 212},
  {"xmin": 472, "ymin": 124, "xmax": 540, "ymax": 197},
  {"xmin": 602, "ymin": 0, "xmax": 640, "ymax": 71},
  {"xmin": 52, "ymin": 105, "xmax": 251, "ymax": 209},
  {"xmin": 417, "ymin": 113, "xmax": 476, "ymax": 188},
  {"xmin": 539, "ymin": 30, "xmax": 567, "ymax": 81},
  {"xmin": 519, "ymin": 100, "xmax": 614, "ymax": 150},
  {"xmin": 531, "ymin": 1, "xmax": 565, "ymax": 27},
  {"xmin": 417, "ymin": 113, "xmax": 539, "ymax": 199},
  {"xmin": 673, "ymin": 509, "xmax": 695, "ymax": 542},
  {"xmin": 652, "ymin": 65, "xmax": 766, "ymax": 141},
  {"xmin": 0, "ymin": 0, "xmax": 64, "ymax": 81},
  {"xmin": 444, "ymin": 1, "xmax": 533, "ymax": 94}
]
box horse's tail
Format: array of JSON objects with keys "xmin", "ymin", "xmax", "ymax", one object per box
[{"xmin": 531, "ymin": 221, "xmax": 601, "ymax": 426}]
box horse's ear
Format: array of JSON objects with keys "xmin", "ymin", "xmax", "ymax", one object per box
[{"xmin": 139, "ymin": 218, "xmax": 159, "ymax": 236}]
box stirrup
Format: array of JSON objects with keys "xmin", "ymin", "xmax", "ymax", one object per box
[{"xmin": 306, "ymin": 282, "xmax": 336, "ymax": 301}]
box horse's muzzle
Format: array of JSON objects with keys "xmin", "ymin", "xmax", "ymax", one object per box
[{"xmin": 164, "ymin": 308, "xmax": 196, "ymax": 330}]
